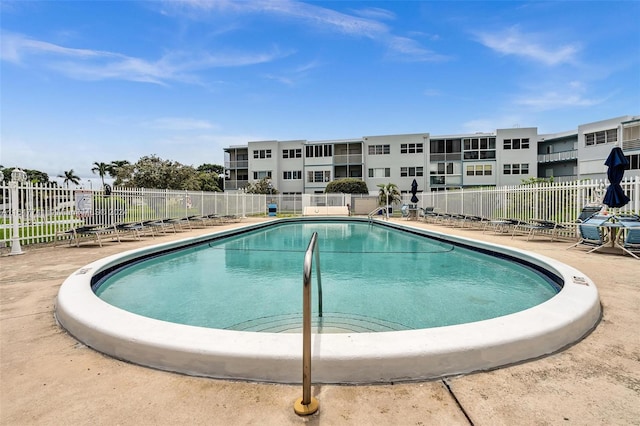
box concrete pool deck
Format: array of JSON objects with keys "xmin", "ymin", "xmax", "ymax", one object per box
[{"xmin": 1, "ymin": 216, "xmax": 638, "ymax": 425}]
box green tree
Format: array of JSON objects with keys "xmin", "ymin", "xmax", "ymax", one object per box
[
  {"xmin": 91, "ymin": 161, "xmax": 111, "ymax": 188},
  {"xmin": 197, "ymin": 163, "xmax": 224, "ymax": 175},
  {"xmin": 196, "ymin": 163, "xmax": 223, "ymax": 192},
  {"xmin": 0, "ymin": 166, "xmax": 49, "ymax": 184},
  {"xmin": 109, "ymin": 160, "xmax": 133, "ymax": 187},
  {"xmin": 377, "ymin": 183, "xmax": 401, "ymax": 206},
  {"xmin": 58, "ymin": 169, "xmax": 80, "ymax": 188},
  {"xmin": 245, "ymin": 177, "xmax": 278, "ymax": 194},
  {"xmin": 325, "ymin": 178, "xmax": 368, "ymax": 194},
  {"xmin": 129, "ymin": 155, "xmax": 201, "ymax": 190},
  {"xmin": 197, "ymin": 171, "xmax": 222, "ymax": 192}
]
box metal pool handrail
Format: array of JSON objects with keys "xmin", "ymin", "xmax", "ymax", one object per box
[
  {"xmin": 368, "ymin": 206, "xmax": 388, "ymax": 222},
  {"xmin": 294, "ymin": 232, "xmax": 322, "ymax": 416}
]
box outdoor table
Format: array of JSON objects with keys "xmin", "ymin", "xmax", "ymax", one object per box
[{"xmin": 599, "ymin": 221, "xmax": 624, "ymax": 250}]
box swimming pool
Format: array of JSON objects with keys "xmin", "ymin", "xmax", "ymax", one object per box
[
  {"xmin": 94, "ymin": 221, "xmax": 559, "ymax": 332},
  {"xmin": 55, "ymin": 217, "xmax": 601, "ymax": 384}
]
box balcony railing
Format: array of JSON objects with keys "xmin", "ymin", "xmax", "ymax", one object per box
[
  {"xmin": 333, "ymin": 154, "xmax": 363, "ymax": 164},
  {"xmin": 537, "ymin": 150, "xmax": 578, "ymax": 163},
  {"xmin": 224, "ymin": 180, "xmax": 248, "ymax": 190},
  {"xmin": 623, "ymin": 138, "xmax": 640, "ymax": 150},
  {"xmin": 225, "ymin": 160, "xmax": 249, "ymax": 169}
]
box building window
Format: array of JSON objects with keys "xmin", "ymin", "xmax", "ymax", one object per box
[
  {"xmin": 282, "ymin": 149, "xmax": 301, "ymax": 159},
  {"xmin": 626, "ymin": 154, "xmax": 640, "ymax": 170},
  {"xmin": 368, "ymin": 168, "xmax": 391, "ymax": 178},
  {"xmin": 283, "ymin": 170, "xmax": 302, "ymax": 180},
  {"xmin": 307, "ymin": 171, "xmax": 331, "ymax": 183},
  {"xmin": 400, "ymin": 143, "xmax": 424, "ymax": 154},
  {"xmin": 253, "ymin": 171, "xmax": 272, "ymax": 179},
  {"xmin": 253, "ymin": 149, "xmax": 272, "ymax": 159},
  {"xmin": 463, "ymin": 137, "xmax": 495, "ymax": 159},
  {"xmin": 305, "ymin": 144, "xmax": 333, "ymax": 158},
  {"xmin": 430, "ymin": 162, "xmax": 454, "ymax": 175},
  {"xmin": 466, "ymin": 165, "xmax": 492, "ymax": 176},
  {"xmin": 368, "ymin": 145, "xmax": 390, "ymax": 155},
  {"xmin": 623, "ymin": 125, "xmax": 640, "ymax": 142},
  {"xmin": 503, "ymin": 138, "xmax": 529, "ymax": 150},
  {"xmin": 400, "ymin": 166, "xmax": 424, "ymax": 177},
  {"xmin": 585, "ymin": 129, "xmax": 618, "ymax": 146},
  {"xmin": 503, "ymin": 164, "xmax": 529, "ymax": 175}
]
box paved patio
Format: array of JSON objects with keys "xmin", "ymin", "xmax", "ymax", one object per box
[{"xmin": 1, "ymin": 217, "xmax": 638, "ymax": 425}]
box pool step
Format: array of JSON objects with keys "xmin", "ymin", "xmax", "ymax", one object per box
[{"xmin": 226, "ymin": 312, "xmax": 411, "ymax": 333}]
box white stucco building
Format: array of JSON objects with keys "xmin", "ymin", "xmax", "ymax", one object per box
[{"xmin": 224, "ymin": 115, "xmax": 640, "ymax": 194}]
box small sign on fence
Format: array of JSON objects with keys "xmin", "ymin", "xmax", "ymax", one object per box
[{"xmin": 75, "ymin": 190, "xmax": 93, "ymax": 218}]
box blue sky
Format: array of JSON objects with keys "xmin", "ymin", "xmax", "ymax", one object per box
[{"xmin": 1, "ymin": 1, "xmax": 639, "ymax": 184}]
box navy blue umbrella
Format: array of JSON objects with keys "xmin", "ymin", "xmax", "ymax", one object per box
[
  {"xmin": 410, "ymin": 179, "xmax": 419, "ymax": 203},
  {"xmin": 603, "ymin": 147, "xmax": 630, "ymax": 208}
]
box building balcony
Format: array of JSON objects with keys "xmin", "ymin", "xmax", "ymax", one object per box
[
  {"xmin": 224, "ymin": 179, "xmax": 248, "ymax": 191},
  {"xmin": 225, "ymin": 160, "xmax": 249, "ymax": 169},
  {"xmin": 537, "ymin": 150, "xmax": 578, "ymax": 163},
  {"xmin": 333, "ymin": 154, "xmax": 363, "ymax": 165},
  {"xmin": 623, "ymin": 138, "xmax": 640, "ymax": 151}
]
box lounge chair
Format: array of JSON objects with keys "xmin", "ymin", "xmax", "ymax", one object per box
[
  {"xmin": 116, "ymin": 221, "xmax": 155, "ymax": 239},
  {"xmin": 620, "ymin": 220, "xmax": 640, "ymax": 259},
  {"xmin": 460, "ymin": 215, "xmax": 490, "ymax": 229},
  {"xmin": 144, "ymin": 219, "xmax": 178, "ymax": 233},
  {"xmin": 484, "ymin": 218, "xmax": 526, "ymax": 234},
  {"xmin": 567, "ymin": 215, "xmax": 609, "ymax": 253},
  {"xmin": 55, "ymin": 224, "xmax": 121, "ymax": 247},
  {"xmin": 576, "ymin": 205, "xmax": 603, "ymax": 222},
  {"xmin": 512, "ymin": 219, "xmax": 567, "ymax": 241}
]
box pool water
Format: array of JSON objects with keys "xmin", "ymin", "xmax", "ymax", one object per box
[{"xmin": 95, "ymin": 221, "xmax": 559, "ymax": 332}]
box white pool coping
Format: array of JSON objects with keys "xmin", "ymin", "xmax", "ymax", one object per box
[{"xmin": 55, "ymin": 218, "xmax": 601, "ymax": 384}]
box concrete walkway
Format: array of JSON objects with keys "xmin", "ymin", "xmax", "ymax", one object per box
[{"xmin": 1, "ymin": 217, "xmax": 638, "ymax": 425}]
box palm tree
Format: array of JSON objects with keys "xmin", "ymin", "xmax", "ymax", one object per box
[
  {"xmin": 58, "ymin": 169, "xmax": 80, "ymax": 188},
  {"xmin": 377, "ymin": 183, "xmax": 402, "ymax": 218},
  {"xmin": 91, "ymin": 162, "xmax": 111, "ymax": 189}
]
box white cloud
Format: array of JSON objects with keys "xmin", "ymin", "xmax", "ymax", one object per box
[
  {"xmin": 514, "ymin": 80, "xmax": 606, "ymax": 111},
  {"xmin": 168, "ymin": 0, "xmax": 442, "ymax": 61},
  {"xmin": 516, "ymin": 91, "xmax": 601, "ymax": 110},
  {"xmin": 1, "ymin": 31, "xmax": 288, "ymax": 85},
  {"xmin": 351, "ymin": 7, "xmax": 396, "ymax": 21},
  {"xmin": 475, "ymin": 26, "xmax": 580, "ymax": 66}
]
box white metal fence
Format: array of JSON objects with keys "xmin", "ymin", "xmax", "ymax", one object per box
[
  {"xmin": 1, "ymin": 177, "xmax": 638, "ymax": 248},
  {"xmin": 402, "ymin": 176, "xmax": 639, "ymax": 224},
  {"xmin": 0, "ymin": 185, "xmax": 266, "ymax": 247}
]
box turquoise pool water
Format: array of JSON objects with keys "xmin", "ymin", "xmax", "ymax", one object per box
[{"xmin": 95, "ymin": 221, "xmax": 559, "ymax": 332}]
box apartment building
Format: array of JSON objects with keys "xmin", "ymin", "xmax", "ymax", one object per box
[{"xmin": 224, "ymin": 115, "xmax": 640, "ymax": 194}]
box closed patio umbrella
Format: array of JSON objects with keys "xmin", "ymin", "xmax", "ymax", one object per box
[
  {"xmin": 603, "ymin": 147, "xmax": 630, "ymax": 208},
  {"xmin": 410, "ymin": 179, "xmax": 419, "ymax": 203}
]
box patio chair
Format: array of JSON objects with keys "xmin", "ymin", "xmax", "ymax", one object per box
[
  {"xmin": 400, "ymin": 204, "xmax": 410, "ymax": 220},
  {"xmin": 417, "ymin": 207, "xmax": 433, "ymax": 221},
  {"xmin": 55, "ymin": 224, "xmax": 121, "ymax": 247},
  {"xmin": 144, "ymin": 219, "xmax": 178, "ymax": 233},
  {"xmin": 459, "ymin": 214, "xmax": 490, "ymax": 229},
  {"xmin": 567, "ymin": 216, "xmax": 609, "ymax": 253},
  {"xmin": 620, "ymin": 221, "xmax": 640, "ymax": 259},
  {"xmin": 512, "ymin": 219, "xmax": 568, "ymax": 241},
  {"xmin": 116, "ymin": 221, "xmax": 155, "ymax": 239},
  {"xmin": 576, "ymin": 205, "xmax": 603, "ymax": 222},
  {"xmin": 484, "ymin": 218, "xmax": 526, "ymax": 234}
]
